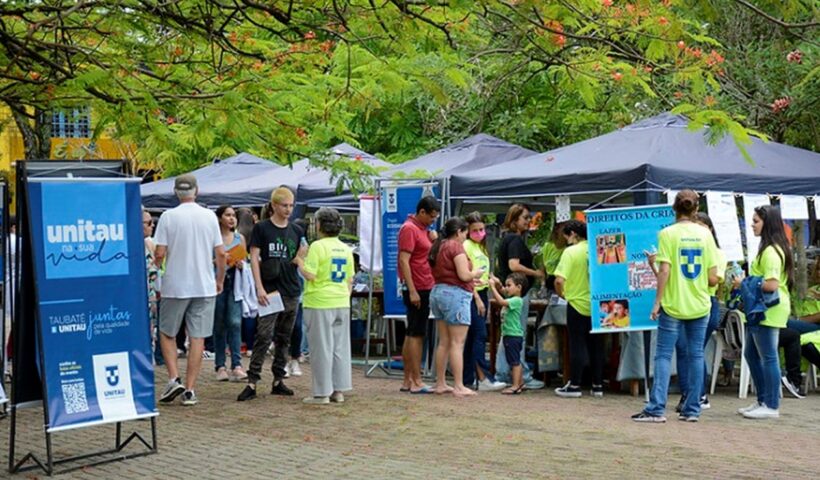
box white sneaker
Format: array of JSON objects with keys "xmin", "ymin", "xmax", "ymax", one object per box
[
  {"xmin": 202, "ymin": 351, "xmax": 215, "ymax": 361},
  {"xmin": 302, "ymin": 396, "xmax": 330, "ymax": 405},
  {"xmin": 478, "ymin": 378, "xmax": 507, "ymax": 391},
  {"xmin": 215, "ymin": 367, "xmax": 229, "ymax": 382},
  {"xmin": 289, "ymin": 359, "xmax": 303, "ymax": 377},
  {"xmin": 330, "ymin": 392, "xmax": 345, "ymax": 403},
  {"xmin": 284, "ymin": 362, "xmax": 291, "ymax": 379},
  {"xmin": 742, "ymin": 405, "xmax": 779, "ymax": 419},
  {"xmin": 737, "ymin": 402, "xmax": 762, "ymax": 415}
]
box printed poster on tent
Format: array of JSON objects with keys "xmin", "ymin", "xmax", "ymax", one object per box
[
  {"xmin": 380, "ymin": 184, "xmax": 439, "ymax": 316},
  {"xmin": 587, "ymin": 205, "xmax": 675, "ymax": 333},
  {"xmin": 27, "ymin": 179, "xmax": 157, "ymax": 431}
]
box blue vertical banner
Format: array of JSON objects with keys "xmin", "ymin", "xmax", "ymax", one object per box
[
  {"xmin": 587, "ymin": 205, "xmax": 675, "ymax": 333},
  {"xmin": 380, "ymin": 183, "xmax": 439, "ymax": 316},
  {"xmin": 27, "ymin": 179, "xmax": 157, "ymax": 431}
]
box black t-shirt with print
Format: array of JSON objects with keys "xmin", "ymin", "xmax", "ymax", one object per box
[{"xmin": 249, "ymin": 220, "xmax": 303, "ymax": 298}]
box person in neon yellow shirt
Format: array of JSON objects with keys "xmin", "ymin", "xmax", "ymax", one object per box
[
  {"xmin": 294, "ymin": 208, "xmax": 355, "ymax": 405},
  {"xmin": 553, "ymin": 220, "xmax": 605, "ymax": 398},
  {"xmin": 733, "ymin": 205, "xmax": 794, "ymax": 419},
  {"xmin": 462, "ymin": 212, "xmax": 506, "ymax": 391},
  {"xmin": 633, "ymin": 190, "xmax": 718, "ymax": 423},
  {"xmin": 671, "ymin": 212, "xmax": 726, "ymax": 411}
]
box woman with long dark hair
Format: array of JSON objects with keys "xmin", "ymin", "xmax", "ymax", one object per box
[
  {"xmin": 494, "ymin": 204, "xmax": 545, "ymax": 388},
  {"xmin": 633, "ymin": 190, "xmax": 719, "ymax": 423},
  {"xmin": 462, "ymin": 212, "xmax": 505, "ymax": 391},
  {"xmin": 736, "ymin": 205, "xmax": 793, "ymax": 419},
  {"xmin": 429, "ymin": 217, "xmax": 484, "ymax": 397},
  {"xmin": 213, "ymin": 205, "xmax": 248, "ymax": 382}
]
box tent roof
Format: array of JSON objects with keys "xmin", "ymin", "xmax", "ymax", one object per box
[
  {"xmin": 450, "ymin": 113, "xmax": 820, "ymax": 200},
  {"xmin": 141, "ymin": 152, "xmax": 279, "ymax": 208},
  {"xmin": 386, "ymin": 133, "xmax": 536, "ymax": 176},
  {"xmin": 199, "ymin": 143, "xmax": 388, "ymax": 207}
]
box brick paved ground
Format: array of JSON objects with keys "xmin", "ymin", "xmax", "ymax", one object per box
[{"xmin": 2, "ymin": 358, "xmax": 819, "ymax": 479}]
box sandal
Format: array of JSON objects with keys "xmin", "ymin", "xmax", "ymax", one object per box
[{"xmin": 501, "ymin": 385, "xmax": 525, "ymax": 395}]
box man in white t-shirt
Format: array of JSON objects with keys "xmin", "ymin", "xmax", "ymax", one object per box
[{"xmin": 154, "ymin": 174, "xmax": 225, "ymax": 406}]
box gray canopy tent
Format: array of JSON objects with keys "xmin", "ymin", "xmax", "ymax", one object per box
[
  {"xmin": 450, "ymin": 113, "xmax": 820, "ymax": 204},
  {"xmin": 207, "ymin": 143, "xmax": 388, "ymax": 210},
  {"xmin": 140, "ymin": 153, "xmax": 279, "ymax": 209}
]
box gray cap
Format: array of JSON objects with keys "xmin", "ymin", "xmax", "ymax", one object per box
[{"xmin": 174, "ymin": 174, "xmax": 197, "ymax": 192}]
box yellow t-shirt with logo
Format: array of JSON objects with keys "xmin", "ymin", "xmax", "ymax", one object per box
[
  {"xmin": 709, "ymin": 248, "xmax": 727, "ymax": 297},
  {"xmin": 302, "ymin": 237, "xmax": 355, "ymax": 309},
  {"xmin": 464, "ymin": 239, "xmax": 489, "ymax": 292},
  {"xmin": 656, "ymin": 222, "xmax": 718, "ymax": 320},
  {"xmin": 541, "ymin": 241, "xmax": 565, "ymax": 276},
  {"xmin": 750, "ymin": 245, "xmax": 791, "ymax": 328},
  {"xmin": 554, "ymin": 240, "xmax": 591, "ymax": 316}
]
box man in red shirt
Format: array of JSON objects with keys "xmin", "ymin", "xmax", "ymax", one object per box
[{"xmin": 398, "ymin": 196, "xmax": 440, "ymax": 393}]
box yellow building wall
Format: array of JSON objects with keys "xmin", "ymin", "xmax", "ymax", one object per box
[
  {"xmin": 1, "ymin": 106, "xmax": 130, "ymax": 209},
  {"xmin": 0, "ymin": 106, "xmax": 127, "ymax": 173}
]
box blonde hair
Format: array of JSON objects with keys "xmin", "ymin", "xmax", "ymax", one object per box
[{"xmin": 270, "ymin": 186, "xmax": 294, "ymax": 204}]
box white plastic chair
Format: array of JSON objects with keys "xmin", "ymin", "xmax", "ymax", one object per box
[{"xmin": 804, "ymin": 363, "xmax": 819, "ymax": 394}]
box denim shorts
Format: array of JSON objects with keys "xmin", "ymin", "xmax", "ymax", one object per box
[
  {"xmin": 430, "ymin": 284, "xmax": 472, "ymax": 326},
  {"xmin": 503, "ymin": 336, "xmax": 523, "ymax": 367}
]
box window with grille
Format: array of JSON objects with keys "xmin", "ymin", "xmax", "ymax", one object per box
[{"xmin": 50, "ymin": 107, "xmax": 91, "ymax": 138}]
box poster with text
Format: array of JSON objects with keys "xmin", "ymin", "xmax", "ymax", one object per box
[
  {"xmin": 27, "ymin": 179, "xmax": 157, "ymax": 432},
  {"xmin": 587, "ymin": 204, "xmax": 675, "ymax": 333},
  {"xmin": 380, "ymin": 184, "xmax": 439, "ymax": 316},
  {"xmin": 705, "ymin": 191, "xmax": 744, "ymax": 262}
]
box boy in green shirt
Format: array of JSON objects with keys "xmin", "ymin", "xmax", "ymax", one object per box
[{"xmin": 489, "ymin": 272, "xmax": 528, "ymax": 395}]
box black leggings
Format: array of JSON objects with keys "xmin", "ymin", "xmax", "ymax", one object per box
[
  {"xmin": 803, "ymin": 343, "xmax": 820, "ymax": 368},
  {"xmin": 566, "ymin": 303, "xmax": 604, "ymax": 386},
  {"xmin": 779, "ymin": 327, "xmax": 802, "ymax": 386}
]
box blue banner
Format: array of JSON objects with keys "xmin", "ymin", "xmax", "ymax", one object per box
[
  {"xmin": 587, "ymin": 205, "xmax": 675, "ymax": 333},
  {"xmin": 380, "ymin": 184, "xmax": 439, "ymax": 316},
  {"xmin": 27, "ymin": 179, "xmax": 157, "ymax": 431}
]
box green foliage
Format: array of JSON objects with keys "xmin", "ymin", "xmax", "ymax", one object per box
[{"xmin": 1, "ymin": 0, "xmax": 816, "ymax": 188}]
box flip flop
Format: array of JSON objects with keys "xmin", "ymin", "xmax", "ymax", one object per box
[
  {"xmin": 399, "ymin": 387, "xmax": 411, "ymax": 393},
  {"xmin": 410, "ymin": 386, "xmax": 433, "ymax": 394},
  {"xmin": 501, "ymin": 386, "xmax": 525, "ymax": 395}
]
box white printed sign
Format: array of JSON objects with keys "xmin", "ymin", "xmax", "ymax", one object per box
[
  {"xmin": 705, "ymin": 191, "xmax": 744, "ymax": 262},
  {"xmin": 780, "ymin": 195, "xmax": 809, "ymax": 220},
  {"xmin": 556, "ymin": 195, "xmax": 571, "ymax": 223},
  {"xmin": 358, "ymin": 195, "xmax": 382, "ymax": 273}
]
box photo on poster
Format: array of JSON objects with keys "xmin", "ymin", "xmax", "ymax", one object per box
[
  {"xmin": 628, "ymin": 260, "xmax": 657, "ymax": 291},
  {"xmin": 598, "ymin": 299, "xmax": 631, "ymax": 329},
  {"xmin": 596, "ymin": 234, "xmax": 626, "ymax": 264}
]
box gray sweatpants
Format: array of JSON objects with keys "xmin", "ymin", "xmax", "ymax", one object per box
[{"xmin": 304, "ymin": 307, "xmax": 353, "ymax": 398}]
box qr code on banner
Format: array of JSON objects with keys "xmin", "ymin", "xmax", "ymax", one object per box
[{"xmin": 61, "ymin": 382, "xmax": 90, "ymax": 414}]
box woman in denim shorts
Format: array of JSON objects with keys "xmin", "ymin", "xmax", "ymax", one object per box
[{"xmin": 429, "ymin": 218, "xmax": 485, "ymax": 397}]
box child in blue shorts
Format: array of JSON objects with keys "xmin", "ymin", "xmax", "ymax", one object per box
[{"xmin": 489, "ymin": 272, "xmax": 528, "ymax": 394}]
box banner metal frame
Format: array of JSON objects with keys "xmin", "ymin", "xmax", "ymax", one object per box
[{"xmin": 7, "ymin": 160, "xmax": 158, "ymax": 476}]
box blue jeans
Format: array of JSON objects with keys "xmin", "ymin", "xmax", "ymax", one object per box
[
  {"xmin": 495, "ymin": 294, "xmax": 532, "ymax": 384},
  {"xmin": 463, "ymin": 289, "xmax": 496, "ymax": 386},
  {"xmin": 645, "ymin": 310, "xmax": 707, "ymax": 418},
  {"xmin": 214, "ymin": 270, "xmax": 242, "ymax": 370},
  {"xmin": 676, "ymin": 296, "xmax": 720, "ymax": 399},
  {"xmin": 786, "ymin": 318, "xmax": 820, "ymax": 334},
  {"xmin": 744, "ymin": 324, "xmax": 781, "ymax": 409}
]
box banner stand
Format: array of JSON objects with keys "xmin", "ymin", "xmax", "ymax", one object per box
[
  {"xmin": 1, "ymin": 181, "xmax": 8, "ymax": 418},
  {"xmin": 8, "ymin": 160, "xmax": 157, "ymax": 476},
  {"xmin": 364, "ymin": 178, "xmax": 444, "ymax": 379}
]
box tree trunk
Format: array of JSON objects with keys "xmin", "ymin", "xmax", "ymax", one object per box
[{"xmin": 8, "ymin": 102, "xmax": 51, "ymax": 161}]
